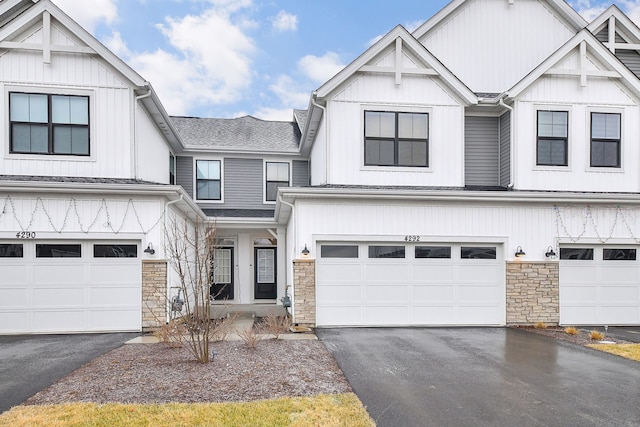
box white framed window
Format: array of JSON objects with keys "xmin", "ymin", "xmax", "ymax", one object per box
[
  {"xmin": 195, "ymin": 159, "xmax": 222, "ymax": 201},
  {"xmin": 265, "ymin": 161, "xmax": 290, "ymax": 202},
  {"xmin": 9, "ymin": 92, "xmax": 90, "ymax": 156}
]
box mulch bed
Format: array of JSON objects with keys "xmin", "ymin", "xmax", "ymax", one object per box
[{"xmin": 512, "ymin": 325, "xmax": 631, "ymax": 346}]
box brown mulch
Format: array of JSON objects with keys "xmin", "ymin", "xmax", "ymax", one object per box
[
  {"xmin": 513, "ymin": 325, "xmax": 631, "ymax": 346},
  {"xmin": 24, "ymin": 339, "xmax": 351, "ymax": 406}
]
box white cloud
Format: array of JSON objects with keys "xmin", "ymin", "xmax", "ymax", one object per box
[
  {"xmin": 269, "ymin": 75, "xmax": 310, "ymax": 107},
  {"xmin": 619, "ymin": 0, "xmax": 640, "ymax": 25},
  {"xmin": 116, "ymin": 3, "xmax": 256, "ymax": 116},
  {"xmin": 254, "ymin": 107, "xmax": 295, "ymax": 121},
  {"xmin": 272, "ymin": 10, "xmax": 298, "ymax": 32},
  {"xmin": 298, "ymin": 52, "xmax": 345, "ymax": 83},
  {"xmin": 54, "ymin": 0, "xmax": 118, "ymax": 32}
]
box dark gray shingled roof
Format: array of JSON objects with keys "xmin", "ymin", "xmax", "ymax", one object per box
[
  {"xmin": 0, "ymin": 175, "xmax": 163, "ymax": 185},
  {"xmin": 293, "ymin": 109, "xmax": 308, "ymax": 132},
  {"xmin": 202, "ymin": 209, "xmax": 275, "ymax": 218},
  {"xmin": 171, "ymin": 115, "xmax": 301, "ymax": 153}
]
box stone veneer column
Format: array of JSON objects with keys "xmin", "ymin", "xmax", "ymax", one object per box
[
  {"xmin": 293, "ymin": 258, "xmax": 316, "ymax": 327},
  {"xmin": 142, "ymin": 260, "xmax": 167, "ymax": 330},
  {"xmin": 506, "ymin": 261, "xmax": 559, "ymax": 325}
]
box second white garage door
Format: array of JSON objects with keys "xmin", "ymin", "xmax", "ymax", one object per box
[
  {"xmin": 0, "ymin": 241, "xmax": 142, "ymax": 334},
  {"xmin": 316, "ymin": 242, "xmax": 504, "ymax": 326},
  {"xmin": 560, "ymin": 245, "xmax": 640, "ymax": 325}
]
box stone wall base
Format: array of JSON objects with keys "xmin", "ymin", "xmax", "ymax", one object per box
[
  {"xmin": 293, "ymin": 258, "xmax": 316, "ymax": 326},
  {"xmin": 506, "ymin": 261, "xmax": 559, "ymax": 325},
  {"xmin": 142, "ymin": 260, "xmax": 167, "ymax": 331}
]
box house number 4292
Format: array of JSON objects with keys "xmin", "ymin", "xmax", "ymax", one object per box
[
  {"xmin": 16, "ymin": 231, "xmax": 36, "ymax": 239},
  {"xmin": 404, "ymin": 235, "xmax": 420, "ymax": 242}
]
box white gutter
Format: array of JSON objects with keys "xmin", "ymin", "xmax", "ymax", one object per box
[
  {"xmin": 310, "ymin": 92, "xmax": 328, "ymax": 184},
  {"xmin": 278, "ymin": 194, "xmax": 296, "ymax": 317},
  {"xmin": 499, "ymin": 97, "xmax": 514, "ymax": 189},
  {"xmin": 133, "ymin": 85, "xmax": 152, "ymax": 180},
  {"xmin": 163, "ymin": 194, "xmax": 183, "ymax": 323}
]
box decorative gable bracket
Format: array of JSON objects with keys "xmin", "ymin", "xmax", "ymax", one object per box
[
  {"xmin": 358, "ymin": 38, "xmax": 438, "ymax": 86},
  {"xmin": 545, "ymin": 41, "xmax": 621, "ymax": 88},
  {"xmin": 0, "ymin": 11, "xmax": 96, "ymax": 64}
]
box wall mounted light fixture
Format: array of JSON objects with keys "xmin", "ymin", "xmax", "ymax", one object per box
[
  {"xmin": 545, "ymin": 246, "xmax": 557, "ymax": 259},
  {"xmin": 144, "ymin": 243, "xmax": 155, "ymax": 255},
  {"xmin": 301, "ymin": 244, "xmax": 310, "ymax": 257},
  {"xmin": 514, "ymin": 246, "xmax": 526, "ymax": 257}
]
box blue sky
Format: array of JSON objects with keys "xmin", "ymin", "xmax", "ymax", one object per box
[{"xmin": 52, "ymin": 0, "xmax": 640, "ymax": 121}]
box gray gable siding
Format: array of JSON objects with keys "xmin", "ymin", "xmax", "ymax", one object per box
[
  {"xmin": 223, "ymin": 158, "xmax": 265, "ymax": 210},
  {"xmin": 499, "ymin": 111, "xmax": 511, "ymax": 187},
  {"xmin": 595, "ymin": 27, "xmax": 640, "ymax": 78},
  {"xmin": 292, "ymin": 160, "xmax": 309, "ymax": 187},
  {"xmin": 465, "ymin": 116, "xmax": 499, "ymax": 187},
  {"xmin": 176, "ymin": 156, "xmax": 193, "ymax": 197}
]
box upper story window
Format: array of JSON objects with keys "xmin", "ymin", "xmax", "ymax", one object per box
[
  {"xmin": 265, "ymin": 162, "xmax": 290, "ymax": 202},
  {"xmin": 196, "ymin": 160, "xmax": 221, "ymax": 200},
  {"xmin": 169, "ymin": 154, "xmax": 176, "ymax": 185},
  {"xmin": 364, "ymin": 111, "xmax": 428, "ymax": 167},
  {"xmin": 10, "ymin": 92, "xmax": 89, "ymax": 156},
  {"xmin": 591, "ymin": 112, "xmax": 621, "ymax": 168},
  {"xmin": 537, "ymin": 111, "xmax": 568, "ymax": 166}
]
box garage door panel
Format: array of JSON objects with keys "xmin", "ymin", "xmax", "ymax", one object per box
[
  {"xmin": 317, "ymin": 285, "xmax": 361, "ymax": 303},
  {"xmin": 413, "ymin": 264, "xmax": 455, "ymax": 282},
  {"xmin": 33, "ymin": 288, "xmax": 85, "ymax": 307},
  {"xmin": 33, "ymin": 265, "xmax": 85, "ymax": 284},
  {"xmin": 317, "ymin": 306, "xmax": 362, "ymax": 326},
  {"xmin": 90, "ymin": 264, "xmax": 140, "ymax": 283},
  {"xmin": 458, "ymin": 285, "xmax": 499, "ymax": 302},
  {"xmin": 599, "ymin": 267, "xmax": 640, "ymax": 283},
  {"xmin": 90, "ymin": 309, "xmax": 140, "ymax": 330},
  {"xmin": 366, "ymin": 284, "xmax": 408, "ymax": 303},
  {"xmin": 316, "ymin": 263, "xmax": 361, "ymax": 282},
  {"xmin": 561, "ymin": 265, "xmax": 597, "ymax": 284},
  {"xmin": 0, "ymin": 288, "xmax": 28, "ymax": 306},
  {"xmin": 458, "ymin": 265, "xmax": 502, "ymax": 282},
  {"xmin": 364, "ymin": 264, "xmax": 409, "ymax": 282},
  {"xmin": 411, "ymin": 306, "xmax": 455, "ymax": 324},
  {"xmin": 90, "ymin": 287, "xmax": 139, "ymax": 306},
  {"xmin": 0, "ymin": 265, "xmax": 28, "ymax": 283},
  {"xmin": 561, "ymin": 286, "xmax": 597, "ymax": 302},
  {"xmin": 32, "ymin": 310, "xmax": 86, "ymax": 332},
  {"xmin": 458, "ymin": 306, "xmax": 500, "ymax": 324},
  {"xmin": 413, "ymin": 285, "xmax": 454, "ymax": 301},
  {"xmin": 600, "ymin": 307, "xmax": 639, "ymax": 324},
  {"xmin": 0, "ymin": 312, "xmax": 28, "ymax": 333},
  {"xmin": 599, "ymin": 286, "xmax": 639, "ymax": 303},
  {"xmin": 365, "ymin": 306, "xmax": 409, "ymax": 324}
]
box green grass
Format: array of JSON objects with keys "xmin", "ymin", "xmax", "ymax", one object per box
[
  {"xmin": 588, "ymin": 343, "xmax": 640, "ymax": 362},
  {"xmin": 0, "ymin": 393, "xmax": 375, "ymax": 427}
]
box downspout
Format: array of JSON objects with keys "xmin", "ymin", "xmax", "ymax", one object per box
[
  {"xmin": 278, "ymin": 195, "xmax": 296, "ymax": 316},
  {"xmin": 133, "ymin": 85, "xmax": 152, "ymax": 180},
  {"xmin": 499, "ymin": 97, "xmax": 514, "ymax": 189},
  {"xmin": 163, "ymin": 194, "xmax": 183, "ymax": 323},
  {"xmin": 310, "ymin": 92, "xmax": 328, "ymax": 185}
]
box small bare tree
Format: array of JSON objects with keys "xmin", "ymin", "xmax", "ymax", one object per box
[{"xmin": 165, "ymin": 215, "xmax": 215, "ymax": 363}]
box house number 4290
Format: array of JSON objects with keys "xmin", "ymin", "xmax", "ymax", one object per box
[
  {"xmin": 404, "ymin": 235, "xmax": 420, "ymax": 242},
  {"xmin": 16, "ymin": 231, "xmax": 36, "ymax": 239}
]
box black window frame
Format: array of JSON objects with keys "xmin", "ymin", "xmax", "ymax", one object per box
[
  {"xmin": 320, "ymin": 245, "xmax": 359, "ymax": 258},
  {"xmin": 590, "ymin": 112, "xmax": 621, "ymax": 168},
  {"xmin": 35, "ymin": 244, "xmax": 82, "ymax": 258},
  {"xmin": 195, "ymin": 159, "xmax": 222, "ymax": 201},
  {"xmin": 93, "ymin": 244, "xmax": 138, "ymax": 258},
  {"xmin": 415, "ymin": 246, "xmax": 452, "ymax": 259},
  {"xmin": 368, "ymin": 245, "xmax": 406, "ymax": 259},
  {"xmin": 0, "ymin": 244, "xmax": 23, "ymax": 258},
  {"xmin": 559, "ymin": 248, "xmax": 594, "ymax": 260},
  {"xmin": 265, "ymin": 161, "xmax": 290, "ymax": 202},
  {"xmin": 169, "ymin": 153, "xmax": 176, "ymax": 185},
  {"xmin": 461, "ymin": 246, "xmax": 497, "ymax": 259},
  {"xmin": 536, "ymin": 110, "xmax": 568, "ymax": 166},
  {"xmin": 9, "ymin": 92, "xmax": 90, "ymax": 156},
  {"xmin": 603, "ymin": 248, "xmax": 637, "ymax": 261},
  {"xmin": 364, "ymin": 111, "xmax": 429, "ymax": 167}
]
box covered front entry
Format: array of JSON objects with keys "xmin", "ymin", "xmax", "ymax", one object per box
[
  {"xmin": 560, "ymin": 245, "xmax": 640, "ymax": 325},
  {"xmin": 315, "ymin": 241, "xmax": 505, "ymax": 326},
  {"xmin": 0, "ymin": 240, "xmax": 141, "ymax": 334}
]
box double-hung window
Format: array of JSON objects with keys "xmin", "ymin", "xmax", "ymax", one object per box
[
  {"xmin": 265, "ymin": 162, "xmax": 289, "ymax": 202},
  {"xmin": 10, "ymin": 92, "xmax": 89, "ymax": 156},
  {"xmin": 537, "ymin": 111, "xmax": 568, "ymax": 166},
  {"xmin": 591, "ymin": 112, "xmax": 621, "ymax": 168},
  {"xmin": 364, "ymin": 111, "xmax": 428, "ymax": 167},
  {"xmin": 196, "ymin": 160, "xmax": 221, "ymax": 200}
]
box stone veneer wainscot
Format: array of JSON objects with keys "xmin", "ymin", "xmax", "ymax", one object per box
[
  {"xmin": 142, "ymin": 260, "xmax": 167, "ymax": 330},
  {"xmin": 293, "ymin": 258, "xmax": 316, "ymax": 327},
  {"xmin": 506, "ymin": 261, "xmax": 559, "ymax": 325}
]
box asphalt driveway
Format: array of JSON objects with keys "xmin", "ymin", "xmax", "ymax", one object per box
[
  {"xmin": 0, "ymin": 333, "xmax": 138, "ymax": 413},
  {"xmin": 318, "ymin": 328, "xmax": 640, "ymax": 427}
]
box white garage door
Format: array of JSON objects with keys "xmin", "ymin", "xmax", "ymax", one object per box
[
  {"xmin": 560, "ymin": 246, "xmax": 640, "ymax": 325},
  {"xmin": 316, "ymin": 242, "xmax": 504, "ymax": 326},
  {"xmin": 0, "ymin": 241, "xmax": 142, "ymax": 334}
]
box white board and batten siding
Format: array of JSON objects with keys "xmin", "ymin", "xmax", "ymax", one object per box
[
  {"xmin": 325, "ymin": 69, "xmax": 465, "ymax": 187},
  {"xmin": 417, "ymin": 0, "xmax": 577, "ymax": 93},
  {"xmin": 0, "ymin": 19, "xmax": 161, "ymax": 181},
  {"xmin": 514, "ymin": 50, "xmax": 640, "ymax": 193}
]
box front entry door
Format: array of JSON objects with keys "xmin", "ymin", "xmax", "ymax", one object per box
[
  {"xmin": 211, "ymin": 247, "xmax": 234, "ymax": 300},
  {"xmin": 255, "ymin": 247, "xmax": 277, "ymax": 299}
]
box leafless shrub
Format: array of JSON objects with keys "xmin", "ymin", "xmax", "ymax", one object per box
[
  {"xmin": 153, "ymin": 320, "xmax": 185, "ymax": 348},
  {"xmin": 258, "ymin": 313, "xmax": 292, "ymax": 339},
  {"xmin": 211, "ymin": 315, "xmax": 236, "ymax": 342},
  {"xmin": 237, "ymin": 325, "xmax": 262, "ymax": 349}
]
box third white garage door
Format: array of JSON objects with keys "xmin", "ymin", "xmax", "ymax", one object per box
[
  {"xmin": 315, "ymin": 242, "xmax": 504, "ymax": 326},
  {"xmin": 560, "ymin": 245, "xmax": 640, "ymax": 325}
]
